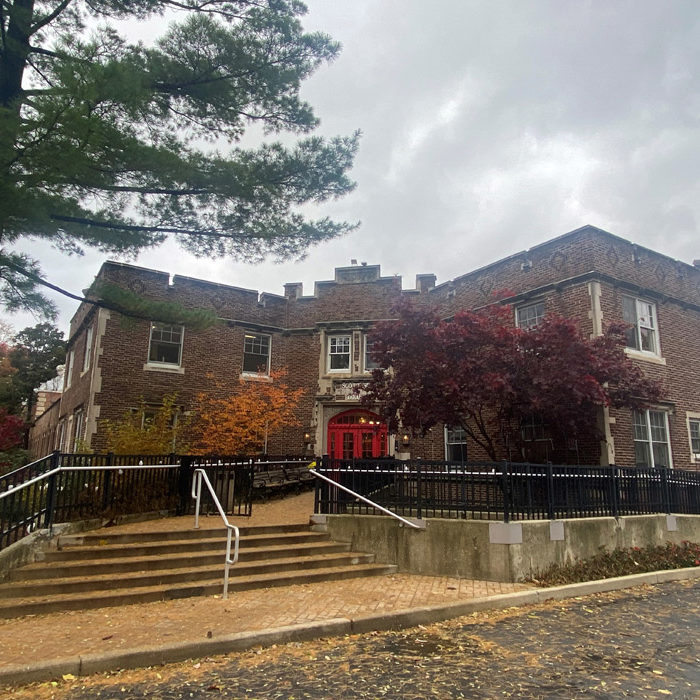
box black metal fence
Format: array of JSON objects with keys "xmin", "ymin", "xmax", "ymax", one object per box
[
  {"xmin": 313, "ymin": 458, "xmax": 700, "ymax": 522},
  {"xmin": 0, "ymin": 452, "xmax": 310, "ymax": 552}
]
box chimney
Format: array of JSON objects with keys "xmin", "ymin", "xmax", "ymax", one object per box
[
  {"xmin": 415, "ymin": 273, "xmax": 436, "ymax": 293},
  {"xmin": 284, "ymin": 282, "xmax": 303, "ymax": 300},
  {"xmin": 693, "ymin": 260, "xmax": 700, "ymax": 268}
]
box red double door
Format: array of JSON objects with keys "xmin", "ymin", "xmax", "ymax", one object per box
[{"xmin": 327, "ymin": 409, "xmax": 388, "ymax": 459}]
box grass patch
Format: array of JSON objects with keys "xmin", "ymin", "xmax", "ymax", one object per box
[{"xmin": 527, "ymin": 541, "xmax": 700, "ymax": 586}]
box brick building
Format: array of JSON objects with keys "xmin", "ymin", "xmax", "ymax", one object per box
[{"xmin": 29, "ymin": 225, "xmax": 700, "ymax": 469}]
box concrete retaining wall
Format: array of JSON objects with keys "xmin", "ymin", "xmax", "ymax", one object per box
[{"xmin": 318, "ymin": 513, "xmax": 700, "ymax": 582}]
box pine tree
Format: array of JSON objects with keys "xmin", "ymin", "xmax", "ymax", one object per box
[{"xmin": 1, "ymin": 0, "xmax": 359, "ymax": 317}]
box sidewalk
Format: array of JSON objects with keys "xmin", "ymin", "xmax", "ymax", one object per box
[
  {"xmin": 0, "ymin": 491, "xmax": 529, "ymax": 671},
  {"xmin": 2, "ymin": 491, "xmax": 700, "ymax": 689}
]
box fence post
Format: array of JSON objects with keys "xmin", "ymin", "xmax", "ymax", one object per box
[
  {"xmin": 661, "ymin": 467, "xmax": 671, "ymax": 515},
  {"xmin": 176, "ymin": 455, "xmax": 192, "ymax": 516},
  {"xmin": 43, "ymin": 450, "xmax": 61, "ymax": 529},
  {"xmin": 313, "ymin": 455, "xmax": 321, "ymax": 515},
  {"xmin": 501, "ymin": 461, "xmax": 510, "ymax": 523},
  {"xmin": 546, "ymin": 463, "xmax": 554, "ymax": 520},
  {"xmin": 610, "ymin": 465, "xmax": 619, "ymax": 518},
  {"xmin": 416, "ymin": 460, "xmax": 422, "ymax": 520},
  {"xmin": 102, "ymin": 452, "xmax": 114, "ymax": 511},
  {"xmin": 320, "ymin": 454, "xmax": 330, "ymax": 514}
]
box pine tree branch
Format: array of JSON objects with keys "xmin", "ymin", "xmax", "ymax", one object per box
[
  {"xmin": 30, "ymin": 0, "xmax": 73, "ymax": 34},
  {"xmin": 77, "ymin": 183, "xmax": 208, "ymax": 196},
  {"xmin": 2, "ymin": 257, "xmax": 218, "ymax": 327},
  {"xmin": 49, "ymin": 214, "xmax": 256, "ymax": 240}
]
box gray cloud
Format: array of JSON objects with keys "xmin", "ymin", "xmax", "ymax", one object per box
[{"xmin": 9, "ymin": 0, "xmax": 700, "ymax": 332}]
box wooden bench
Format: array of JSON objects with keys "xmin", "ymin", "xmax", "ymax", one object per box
[{"xmin": 252, "ymin": 460, "xmax": 315, "ymax": 498}]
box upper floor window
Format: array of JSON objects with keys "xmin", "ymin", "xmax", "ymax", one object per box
[
  {"xmin": 364, "ymin": 336, "xmax": 380, "ymax": 372},
  {"xmin": 148, "ymin": 323, "xmax": 183, "ymax": 365},
  {"xmin": 73, "ymin": 408, "xmax": 84, "ymax": 451},
  {"xmin": 622, "ymin": 296, "xmax": 658, "ymax": 355},
  {"xmin": 516, "ymin": 302, "xmax": 545, "ymax": 330},
  {"xmin": 633, "ymin": 409, "xmax": 671, "ymax": 468},
  {"xmin": 64, "ymin": 350, "xmax": 74, "ymax": 389},
  {"xmin": 445, "ymin": 425, "xmax": 467, "ymax": 462},
  {"xmin": 56, "ymin": 419, "xmax": 67, "ymax": 452},
  {"xmin": 243, "ymin": 333, "xmax": 271, "ymax": 375},
  {"xmin": 328, "ymin": 335, "xmax": 351, "ymax": 372},
  {"xmin": 82, "ymin": 326, "xmax": 93, "ymax": 372}
]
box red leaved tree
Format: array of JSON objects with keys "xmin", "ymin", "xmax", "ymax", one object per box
[
  {"xmin": 0, "ymin": 408, "xmax": 25, "ymax": 452},
  {"xmin": 364, "ymin": 300, "xmax": 663, "ymax": 462}
]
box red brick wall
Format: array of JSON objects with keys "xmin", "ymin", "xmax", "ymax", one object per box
[
  {"xmin": 28, "ymin": 397, "xmax": 61, "ymax": 457},
  {"xmin": 38, "ymin": 226, "xmax": 700, "ymax": 468}
]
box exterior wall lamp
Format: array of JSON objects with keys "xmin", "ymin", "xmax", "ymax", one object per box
[{"xmin": 401, "ymin": 434, "xmax": 410, "ymax": 447}]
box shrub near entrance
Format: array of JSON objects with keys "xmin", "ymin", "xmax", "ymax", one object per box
[{"xmin": 528, "ymin": 541, "xmax": 700, "ymax": 586}]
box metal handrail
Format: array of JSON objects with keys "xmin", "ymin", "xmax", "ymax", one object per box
[
  {"xmin": 191, "ymin": 468, "xmax": 240, "ymax": 599},
  {"xmin": 0, "ymin": 453, "xmax": 55, "ymax": 483},
  {"xmin": 309, "ymin": 468, "xmax": 424, "ymax": 529},
  {"xmin": 0, "ymin": 463, "xmax": 179, "ymax": 499}
]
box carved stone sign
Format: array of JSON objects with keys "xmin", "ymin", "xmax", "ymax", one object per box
[{"xmin": 333, "ymin": 381, "xmax": 368, "ymax": 401}]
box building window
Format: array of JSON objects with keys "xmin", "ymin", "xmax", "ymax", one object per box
[
  {"xmin": 633, "ymin": 410, "xmax": 671, "ymax": 468},
  {"xmin": 131, "ymin": 404, "xmax": 179, "ymax": 429},
  {"xmin": 328, "ymin": 335, "xmax": 351, "ymax": 372},
  {"xmin": 622, "ymin": 296, "xmax": 659, "ymax": 354},
  {"xmin": 82, "ymin": 326, "xmax": 93, "ymax": 372},
  {"xmin": 64, "ymin": 350, "xmax": 74, "ymax": 389},
  {"xmin": 364, "ymin": 336, "xmax": 380, "ymax": 371},
  {"xmin": 445, "ymin": 426, "xmax": 467, "ymax": 462},
  {"xmin": 73, "ymin": 409, "xmax": 84, "ymax": 451},
  {"xmin": 56, "ymin": 419, "xmax": 67, "ymax": 452},
  {"xmin": 516, "ymin": 302, "xmax": 545, "ymax": 330},
  {"xmin": 148, "ymin": 323, "xmax": 183, "ymax": 365},
  {"xmin": 242, "ymin": 333, "xmax": 271, "ymax": 374},
  {"xmin": 688, "ymin": 416, "xmax": 700, "ymax": 460},
  {"xmin": 521, "ymin": 414, "xmax": 547, "ymax": 441}
]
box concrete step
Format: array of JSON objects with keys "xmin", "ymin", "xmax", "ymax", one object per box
[
  {"xmin": 57, "ymin": 522, "xmax": 310, "ymax": 547},
  {"xmin": 47, "ymin": 531, "xmax": 331, "ymax": 562},
  {"xmin": 0, "ymin": 552, "xmax": 376, "ymax": 598},
  {"xmin": 11, "ymin": 541, "xmax": 352, "ymax": 581},
  {"xmin": 0, "ymin": 563, "xmax": 398, "ymax": 618}
]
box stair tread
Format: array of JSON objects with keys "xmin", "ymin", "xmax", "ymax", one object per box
[
  {"xmin": 56, "ymin": 530, "xmax": 328, "ymax": 554},
  {"xmin": 1, "ymin": 552, "xmax": 373, "ymax": 590},
  {"xmin": 18, "ymin": 541, "xmax": 347, "ymax": 573},
  {"xmin": 0, "ymin": 564, "xmax": 397, "ymax": 608},
  {"xmin": 60, "ymin": 522, "xmax": 311, "ymax": 543}
]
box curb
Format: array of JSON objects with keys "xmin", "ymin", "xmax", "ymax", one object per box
[{"xmin": 2, "ymin": 566, "xmax": 699, "ymax": 687}]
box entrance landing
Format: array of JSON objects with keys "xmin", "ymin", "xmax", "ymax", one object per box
[{"xmin": 88, "ymin": 490, "xmax": 316, "ymax": 536}]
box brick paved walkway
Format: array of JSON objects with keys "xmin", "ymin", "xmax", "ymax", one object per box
[
  {"xmin": 13, "ymin": 581, "xmax": 696, "ymax": 700},
  {"xmin": 0, "ymin": 491, "xmax": 530, "ymax": 669}
]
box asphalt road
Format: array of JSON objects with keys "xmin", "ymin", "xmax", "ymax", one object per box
[{"xmin": 12, "ymin": 580, "xmax": 700, "ymax": 700}]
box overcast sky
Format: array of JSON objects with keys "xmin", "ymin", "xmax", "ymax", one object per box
[{"xmin": 10, "ymin": 0, "xmax": 700, "ymax": 335}]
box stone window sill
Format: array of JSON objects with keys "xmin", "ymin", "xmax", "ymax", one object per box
[
  {"xmin": 143, "ymin": 363, "xmax": 185, "ymax": 375},
  {"xmin": 239, "ymin": 373, "xmax": 272, "ymax": 382},
  {"xmin": 624, "ymin": 348, "xmax": 666, "ymax": 366}
]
